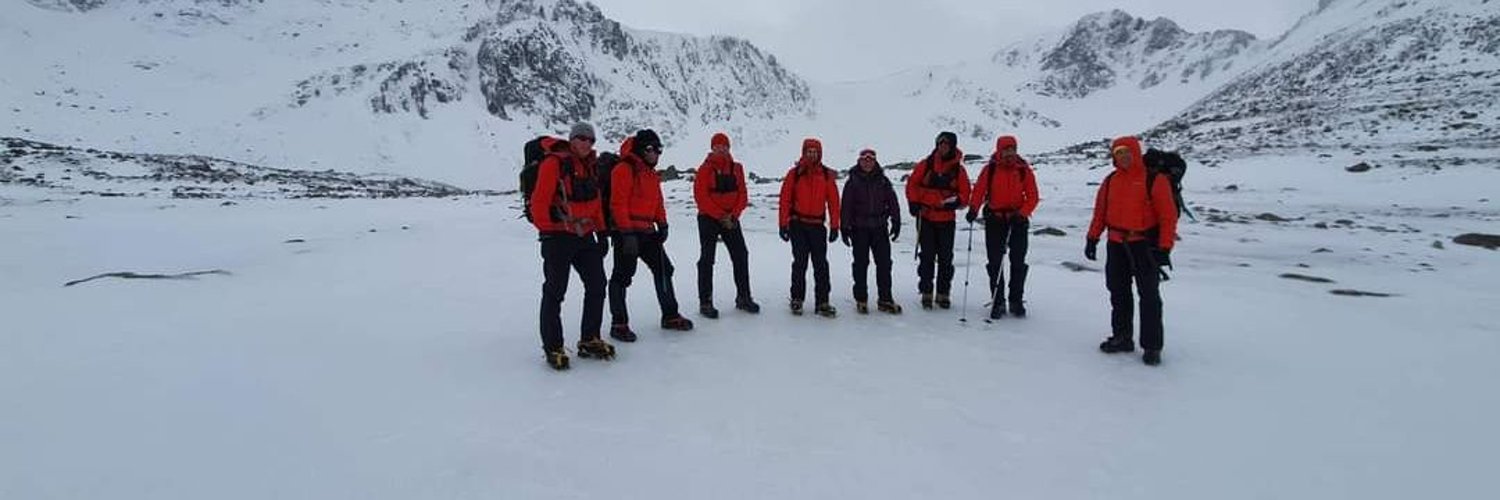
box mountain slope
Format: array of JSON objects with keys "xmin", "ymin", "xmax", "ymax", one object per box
[
  {"xmin": 1142, "ymin": 0, "xmax": 1500, "ymax": 155},
  {"xmin": 2, "ymin": 0, "xmax": 812, "ymax": 188},
  {"xmin": 808, "ymin": 10, "xmax": 1267, "ymax": 158},
  {"xmin": 995, "ymin": 10, "xmax": 1264, "ymax": 99}
]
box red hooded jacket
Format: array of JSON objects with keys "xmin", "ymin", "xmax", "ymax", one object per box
[
  {"xmin": 611, "ymin": 137, "xmax": 668, "ymax": 233},
  {"xmin": 693, "ymin": 152, "xmax": 748, "ymax": 220},
  {"xmin": 529, "ymin": 148, "xmax": 606, "ymax": 236},
  {"xmin": 970, "ymin": 136, "xmax": 1040, "ymax": 218},
  {"xmin": 905, "ymin": 149, "xmax": 971, "ymax": 223},
  {"xmin": 778, "ymin": 138, "xmax": 841, "ymax": 229},
  {"xmin": 1087, "ymin": 136, "xmax": 1178, "ymax": 249}
]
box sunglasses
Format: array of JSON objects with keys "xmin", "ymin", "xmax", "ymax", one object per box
[
  {"xmin": 859, "ymin": 153, "xmax": 876, "ymax": 159},
  {"xmin": 644, "ymin": 146, "xmax": 663, "ymax": 154},
  {"xmin": 572, "ymin": 136, "xmax": 595, "ymax": 143}
]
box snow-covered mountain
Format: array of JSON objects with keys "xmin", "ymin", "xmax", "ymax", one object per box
[
  {"xmin": 809, "ymin": 9, "xmax": 1268, "ymax": 159},
  {"xmin": 1141, "ymin": 0, "xmax": 1500, "ymax": 157},
  {"xmin": 995, "ymin": 9, "xmax": 1263, "ymax": 99},
  {"xmin": 285, "ymin": 0, "xmax": 811, "ymax": 143},
  {"xmin": 2, "ymin": 0, "xmax": 811, "ymax": 188},
  {"xmin": 6, "ymin": 0, "xmax": 1498, "ymax": 191}
]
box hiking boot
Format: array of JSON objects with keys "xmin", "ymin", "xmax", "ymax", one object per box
[
  {"xmin": 989, "ymin": 301, "xmax": 1005, "ymax": 320},
  {"xmin": 1143, "ymin": 350, "xmax": 1162, "ymax": 366},
  {"xmin": 609, "ymin": 324, "xmax": 637, "ymax": 343},
  {"xmin": 699, "ymin": 303, "xmax": 720, "ymax": 319},
  {"xmin": 576, "ymin": 338, "xmax": 615, "ymax": 360},
  {"xmin": 1009, "ymin": 301, "xmax": 1027, "ymax": 318},
  {"xmin": 814, "ymin": 302, "xmax": 837, "ymax": 318},
  {"xmin": 661, "ymin": 315, "xmax": 695, "ymax": 331},
  {"xmin": 856, "ymin": 301, "xmax": 869, "ymax": 314},
  {"xmin": 735, "ymin": 297, "xmax": 761, "ymax": 314},
  {"xmin": 1099, "ymin": 336, "xmax": 1135, "ymax": 354},
  {"xmin": 935, "ymin": 293, "xmax": 952, "ymax": 309},
  {"xmin": 544, "ymin": 347, "xmax": 570, "ymax": 371},
  {"xmin": 920, "ymin": 293, "xmax": 934, "ymax": 310},
  {"xmin": 877, "ymin": 299, "xmax": 903, "ymax": 314},
  {"xmin": 790, "ymin": 299, "xmax": 804, "ymax": 315}
]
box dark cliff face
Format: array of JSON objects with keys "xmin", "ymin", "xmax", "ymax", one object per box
[
  {"xmin": 1003, "ymin": 10, "xmax": 1261, "ymax": 99},
  {"xmin": 278, "ymin": 0, "xmax": 810, "ymax": 144}
]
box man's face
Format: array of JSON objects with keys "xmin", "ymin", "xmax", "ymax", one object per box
[
  {"xmin": 1000, "ymin": 146, "xmax": 1018, "ymax": 161},
  {"xmin": 570, "ymin": 135, "xmax": 594, "ymax": 158},
  {"xmin": 858, "ymin": 153, "xmax": 876, "ymax": 170},
  {"xmin": 936, "ymin": 141, "xmax": 953, "ymax": 157},
  {"xmin": 712, "ymin": 144, "xmax": 729, "ymax": 156},
  {"xmin": 802, "ymin": 147, "xmax": 821, "ymax": 163},
  {"xmin": 1111, "ymin": 147, "xmax": 1131, "ymax": 170},
  {"xmin": 642, "ymin": 143, "xmax": 662, "ymax": 166}
]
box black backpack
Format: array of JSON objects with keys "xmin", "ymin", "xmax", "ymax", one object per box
[
  {"xmin": 519, "ymin": 136, "xmax": 566, "ymax": 222},
  {"xmin": 1143, "ymin": 148, "xmax": 1194, "ymax": 221},
  {"xmin": 595, "ymin": 152, "xmax": 621, "ymax": 230}
]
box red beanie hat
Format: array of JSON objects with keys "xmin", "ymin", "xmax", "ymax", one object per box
[
  {"xmin": 996, "ymin": 135, "xmax": 1018, "ymax": 151},
  {"xmin": 711, "ymin": 133, "xmax": 730, "ymax": 149},
  {"xmin": 802, "ymin": 138, "xmax": 822, "ymax": 151}
]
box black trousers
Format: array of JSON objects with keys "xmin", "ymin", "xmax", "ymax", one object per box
[
  {"xmin": 1106, "ymin": 240, "xmax": 1164, "ymax": 351},
  {"xmin": 849, "ymin": 226, "xmax": 893, "ymax": 303},
  {"xmin": 788, "ymin": 221, "xmax": 830, "ymax": 303},
  {"xmin": 916, "ymin": 219, "xmax": 956, "ymax": 295},
  {"xmin": 984, "ymin": 214, "xmax": 1030, "ymax": 304},
  {"xmin": 696, "ymin": 215, "xmax": 752, "ymax": 305},
  {"xmin": 609, "ymin": 233, "xmax": 680, "ymax": 325},
  {"xmin": 539, "ymin": 234, "xmax": 607, "ymax": 353}
]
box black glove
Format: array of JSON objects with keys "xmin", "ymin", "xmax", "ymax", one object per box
[
  {"xmin": 656, "ymin": 223, "xmax": 669, "ymax": 243},
  {"xmin": 889, "ymin": 222, "xmax": 900, "ymax": 242},
  {"xmin": 840, "ymin": 229, "xmax": 852, "ymax": 246},
  {"xmin": 1154, "ymin": 247, "xmax": 1172, "ymax": 268},
  {"xmin": 828, "ymin": 228, "xmax": 840, "ymax": 244},
  {"xmin": 908, "ymin": 204, "xmax": 921, "ymax": 217},
  {"xmin": 965, "ymin": 208, "xmax": 978, "ymax": 224},
  {"xmin": 941, "ymin": 195, "xmax": 962, "ymax": 210},
  {"xmin": 597, "ymin": 233, "xmax": 610, "ymax": 258},
  {"xmin": 619, "ymin": 234, "xmax": 640, "ymax": 257},
  {"xmin": 1085, "ymin": 238, "xmax": 1099, "ymax": 261},
  {"xmin": 779, "ymin": 226, "xmax": 790, "ymax": 242}
]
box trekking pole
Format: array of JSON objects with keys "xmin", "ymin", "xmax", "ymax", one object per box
[{"xmin": 959, "ymin": 220, "xmax": 975, "ymax": 323}]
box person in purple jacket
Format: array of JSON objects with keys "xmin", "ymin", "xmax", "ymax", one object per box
[{"xmin": 840, "ymin": 148, "xmax": 904, "ymax": 314}]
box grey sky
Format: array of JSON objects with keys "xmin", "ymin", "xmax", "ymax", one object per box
[{"xmin": 589, "ymin": 0, "xmax": 1316, "ymax": 82}]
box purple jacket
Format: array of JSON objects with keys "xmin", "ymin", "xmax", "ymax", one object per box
[{"xmin": 841, "ymin": 164, "xmax": 902, "ymax": 230}]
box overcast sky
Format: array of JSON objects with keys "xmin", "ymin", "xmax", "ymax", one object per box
[{"xmin": 588, "ymin": 0, "xmax": 1316, "ymax": 82}]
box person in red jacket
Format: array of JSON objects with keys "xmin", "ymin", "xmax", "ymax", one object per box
[
  {"xmin": 530, "ymin": 122, "xmax": 614, "ymax": 370},
  {"xmin": 693, "ymin": 132, "xmax": 759, "ymax": 318},
  {"xmin": 966, "ymin": 135, "xmax": 1040, "ymax": 320},
  {"xmin": 608, "ymin": 129, "xmax": 694, "ymax": 341},
  {"xmin": 1085, "ymin": 136, "xmax": 1179, "ymax": 366},
  {"xmin": 905, "ymin": 131, "xmax": 971, "ymax": 310},
  {"xmin": 778, "ymin": 137, "xmax": 841, "ymax": 317}
]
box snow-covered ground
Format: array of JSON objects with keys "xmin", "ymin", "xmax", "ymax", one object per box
[{"xmin": 3, "ymin": 153, "xmax": 1496, "ymax": 499}]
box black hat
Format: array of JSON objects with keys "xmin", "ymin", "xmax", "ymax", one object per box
[
  {"xmin": 632, "ymin": 129, "xmax": 662, "ymax": 154},
  {"xmin": 935, "ymin": 131, "xmax": 958, "ymax": 147}
]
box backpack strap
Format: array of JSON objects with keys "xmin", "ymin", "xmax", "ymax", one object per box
[{"xmin": 975, "ymin": 160, "xmax": 995, "ymax": 208}]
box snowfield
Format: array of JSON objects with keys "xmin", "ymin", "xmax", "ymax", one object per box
[{"xmin": 3, "ymin": 152, "xmax": 1496, "ymax": 499}]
